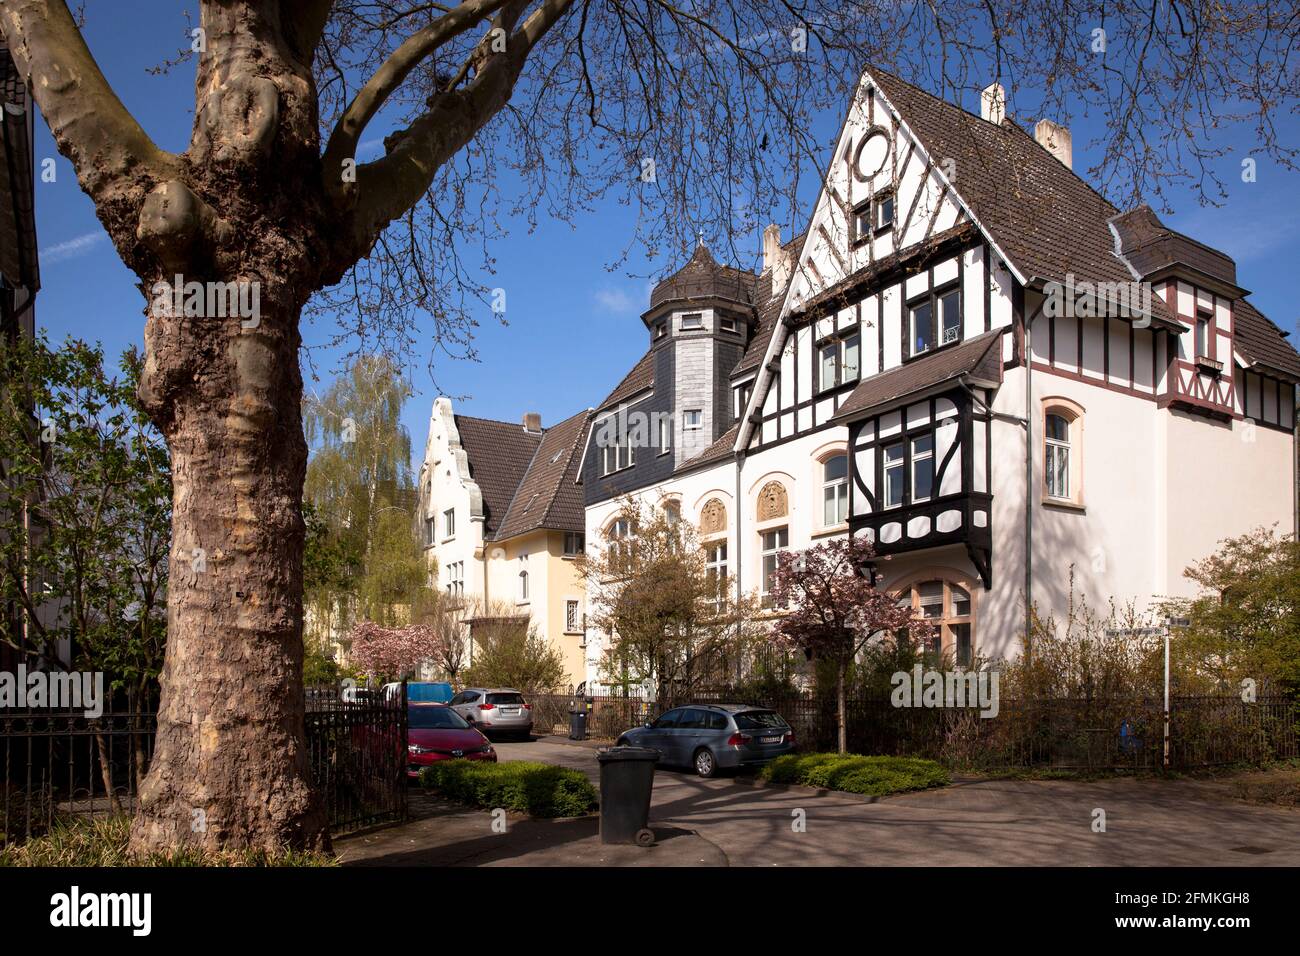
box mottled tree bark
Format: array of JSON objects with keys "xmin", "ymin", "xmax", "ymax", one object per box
[{"xmin": 0, "ymin": 0, "xmax": 571, "ymax": 853}]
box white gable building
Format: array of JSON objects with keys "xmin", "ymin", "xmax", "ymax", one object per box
[{"xmin": 575, "ymin": 68, "xmax": 1299, "ymax": 692}]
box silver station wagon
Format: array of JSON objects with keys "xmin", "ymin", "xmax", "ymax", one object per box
[{"xmin": 616, "ymin": 703, "xmax": 795, "ymax": 777}]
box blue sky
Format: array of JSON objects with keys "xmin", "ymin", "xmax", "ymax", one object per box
[{"xmin": 28, "ymin": 2, "xmax": 1299, "ymax": 468}]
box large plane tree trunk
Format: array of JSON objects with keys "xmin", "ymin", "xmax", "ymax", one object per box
[
  {"xmin": 0, "ymin": 0, "xmax": 569, "ymax": 853},
  {"xmin": 120, "ymin": 5, "xmax": 336, "ymax": 854},
  {"xmin": 131, "ymin": 280, "xmax": 328, "ymax": 853}
]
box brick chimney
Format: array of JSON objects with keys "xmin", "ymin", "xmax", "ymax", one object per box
[
  {"xmin": 1034, "ymin": 119, "xmax": 1072, "ymax": 169},
  {"xmin": 522, "ymin": 412, "xmax": 542, "ymax": 434},
  {"xmin": 980, "ymin": 82, "xmax": 1006, "ymax": 125},
  {"xmin": 762, "ymin": 223, "xmax": 793, "ymax": 297}
]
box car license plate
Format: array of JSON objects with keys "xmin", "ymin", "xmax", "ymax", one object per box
[
  {"xmin": 502, "ymin": 708, "xmax": 519, "ymax": 715},
  {"xmin": 761, "ymin": 735, "xmax": 781, "ymax": 744}
]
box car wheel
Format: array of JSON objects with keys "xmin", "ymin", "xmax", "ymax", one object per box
[{"xmin": 693, "ymin": 748, "xmax": 717, "ymax": 778}]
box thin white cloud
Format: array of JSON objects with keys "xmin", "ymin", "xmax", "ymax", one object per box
[
  {"xmin": 39, "ymin": 230, "xmax": 106, "ymax": 265},
  {"xmin": 594, "ymin": 287, "xmax": 636, "ymax": 314}
]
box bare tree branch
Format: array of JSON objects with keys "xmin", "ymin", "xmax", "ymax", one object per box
[
  {"xmin": 0, "ymin": 0, "xmax": 178, "ymax": 241},
  {"xmin": 321, "ymin": 0, "xmax": 514, "ymax": 187}
]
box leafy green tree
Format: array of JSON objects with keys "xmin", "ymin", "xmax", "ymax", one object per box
[
  {"xmin": 1160, "ymin": 527, "xmax": 1300, "ymax": 695},
  {"xmin": 461, "ymin": 602, "xmax": 566, "ymax": 692},
  {"xmin": 0, "ymin": 335, "xmax": 170, "ymax": 685},
  {"xmin": 303, "ymin": 355, "xmax": 432, "ymax": 644},
  {"xmin": 0, "ymin": 336, "xmax": 170, "ymax": 801},
  {"xmin": 577, "ymin": 497, "xmax": 766, "ymax": 698}
]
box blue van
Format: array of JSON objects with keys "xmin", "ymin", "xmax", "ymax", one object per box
[{"xmin": 404, "ymin": 681, "xmax": 455, "ymax": 704}]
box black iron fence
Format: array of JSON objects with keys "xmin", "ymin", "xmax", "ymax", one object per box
[
  {"xmin": 305, "ymin": 682, "xmax": 407, "ymax": 835},
  {"xmin": 0, "ymin": 685, "xmax": 156, "ymax": 847},
  {"xmin": 1, "ymin": 680, "xmax": 408, "ymax": 846},
  {"xmin": 533, "ymin": 689, "xmax": 1299, "ymax": 771}
]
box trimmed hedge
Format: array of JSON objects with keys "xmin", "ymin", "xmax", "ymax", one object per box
[
  {"xmin": 419, "ymin": 760, "xmax": 598, "ymax": 817},
  {"xmin": 761, "ymin": 753, "xmax": 949, "ymax": 796},
  {"xmin": 0, "ymin": 816, "xmax": 337, "ymax": 867}
]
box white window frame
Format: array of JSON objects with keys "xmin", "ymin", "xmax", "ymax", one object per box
[
  {"xmin": 883, "ymin": 442, "xmax": 905, "ymax": 508},
  {"xmin": 565, "ymin": 599, "xmax": 582, "ymax": 635},
  {"xmin": 822, "ymin": 453, "xmax": 849, "ymax": 526},
  {"xmin": 1045, "ymin": 413, "xmax": 1071, "ymax": 500},
  {"xmin": 760, "ymin": 526, "xmax": 789, "ymax": 605},
  {"xmin": 683, "ymin": 409, "xmax": 703, "ymax": 430},
  {"xmin": 681, "ymin": 312, "xmax": 703, "ymax": 331},
  {"xmin": 910, "ymin": 434, "xmax": 935, "ymax": 503},
  {"xmin": 517, "ymin": 555, "xmax": 529, "ymax": 603}
]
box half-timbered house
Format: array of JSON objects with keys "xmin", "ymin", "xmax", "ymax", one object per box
[{"xmin": 573, "ymin": 67, "xmax": 1299, "ymax": 690}]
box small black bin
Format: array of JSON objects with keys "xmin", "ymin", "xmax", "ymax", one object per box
[
  {"xmin": 568, "ymin": 709, "xmax": 587, "ymax": 740},
  {"xmin": 596, "ymin": 746, "xmax": 658, "ymax": 846}
]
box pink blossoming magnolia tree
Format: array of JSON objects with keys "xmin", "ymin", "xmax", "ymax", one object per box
[{"xmin": 348, "ymin": 621, "xmax": 444, "ymax": 681}]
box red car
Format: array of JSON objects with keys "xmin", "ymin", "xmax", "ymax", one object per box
[{"xmin": 407, "ymin": 703, "xmax": 496, "ymax": 779}]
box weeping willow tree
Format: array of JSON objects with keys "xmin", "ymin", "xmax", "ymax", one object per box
[{"xmin": 303, "ymin": 355, "xmax": 431, "ymax": 657}]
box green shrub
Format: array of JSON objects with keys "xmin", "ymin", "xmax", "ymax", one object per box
[
  {"xmin": 420, "ymin": 760, "xmax": 598, "ymax": 817},
  {"xmin": 761, "ymin": 753, "xmax": 949, "ymax": 796},
  {"xmin": 0, "ymin": 816, "xmax": 337, "ymax": 867}
]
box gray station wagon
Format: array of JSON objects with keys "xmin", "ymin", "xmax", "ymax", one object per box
[{"xmin": 616, "ymin": 704, "xmax": 795, "ymax": 777}]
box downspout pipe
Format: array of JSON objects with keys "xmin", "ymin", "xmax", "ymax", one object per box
[{"xmin": 1024, "ymin": 306, "xmax": 1034, "ymax": 656}]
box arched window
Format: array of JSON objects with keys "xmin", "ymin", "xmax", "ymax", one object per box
[
  {"xmin": 895, "ymin": 575, "xmax": 975, "ymax": 666},
  {"xmin": 822, "ymin": 454, "xmax": 848, "ymax": 526},
  {"xmin": 1045, "ymin": 414, "xmax": 1070, "ymax": 498},
  {"xmin": 606, "ymin": 516, "xmax": 632, "ymax": 565},
  {"xmin": 1042, "ymin": 398, "xmax": 1084, "ymax": 507},
  {"xmin": 518, "ymin": 555, "xmax": 529, "ymax": 602}
]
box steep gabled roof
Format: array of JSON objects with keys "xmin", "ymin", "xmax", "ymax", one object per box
[
  {"xmin": 830, "ymin": 330, "xmax": 1004, "ymax": 423},
  {"xmin": 1234, "ymin": 300, "xmax": 1300, "ymax": 381},
  {"xmin": 675, "ymin": 422, "xmax": 740, "ymax": 475},
  {"xmin": 452, "ymin": 415, "xmax": 541, "ymax": 536},
  {"xmin": 870, "ymin": 67, "xmax": 1132, "ymax": 290},
  {"xmin": 596, "ymin": 350, "xmax": 654, "ymax": 413},
  {"xmin": 494, "ymin": 407, "xmax": 593, "ymax": 540}
]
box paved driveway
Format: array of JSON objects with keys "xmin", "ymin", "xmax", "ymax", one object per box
[{"xmin": 487, "ymin": 737, "xmax": 1300, "ymax": 867}]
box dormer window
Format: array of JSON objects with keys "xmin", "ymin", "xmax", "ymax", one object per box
[
  {"xmin": 681, "ymin": 313, "xmax": 703, "ymax": 331},
  {"xmin": 1195, "ymin": 308, "xmax": 1212, "ymax": 359}
]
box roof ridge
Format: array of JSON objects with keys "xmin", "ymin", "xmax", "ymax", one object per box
[{"xmin": 453, "ymin": 411, "xmax": 545, "ymax": 433}]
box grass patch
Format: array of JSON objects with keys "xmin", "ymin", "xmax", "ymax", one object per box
[
  {"xmin": 420, "ymin": 760, "xmax": 598, "ymax": 817},
  {"xmin": 0, "ymin": 816, "xmax": 338, "ymax": 867},
  {"xmin": 761, "ymin": 753, "xmax": 949, "ymax": 796}
]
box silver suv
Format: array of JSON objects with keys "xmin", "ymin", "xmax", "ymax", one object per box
[{"xmin": 450, "ymin": 688, "xmax": 534, "ymax": 740}]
